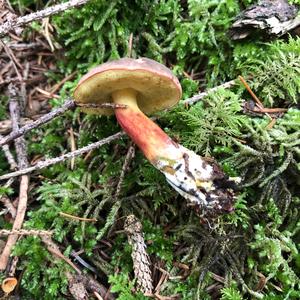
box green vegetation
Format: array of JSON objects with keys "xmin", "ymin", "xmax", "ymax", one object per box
[{"xmin": 1, "ymin": 0, "xmax": 299, "ymax": 299}]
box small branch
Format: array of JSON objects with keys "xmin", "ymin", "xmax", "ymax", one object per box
[
  {"xmin": 0, "ymin": 0, "xmax": 91, "ymax": 38},
  {"xmin": 6, "ymin": 42, "xmax": 42, "ymax": 50},
  {"xmin": 251, "ymin": 107, "xmax": 288, "ymax": 113},
  {"xmin": 68, "ymin": 127, "xmax": 76, "ymax": 170},
  {"xmin": 0, "ymin": 100, "xmax": 126, "ymax": 147},
  {"xmin": 0, "ymin": 197, "xmax": 17, "ymax": 219},
  {"xmin": 41, "ymin": 236, "xmax": 81, "ymax": 274},
  {"xmin": 0, "ymin": 134, "xmax": 17, "ymax": 170},
  {"xmin": 0, "ymin": 99, "xmax": 75, "ymax": 147},
  {"xmin": 8, "ymin": 85, "xmax": 28, "ymax": 169},
  {"xmin": 70, "ymin": 251, "xmax": 97, "ymax": 273},
  {"xmin": 0, "ymin": 84, "xmax": 30, "ymax": 271},
  {"xmin": 238, "ymin": 75, "xmax": 264, "ymax": 108},
  {"xmin": 0, "ymin": 229, "xmax": 53, "ymax": 236},
  {"xmin": 20, "ymin": 62, "xmax": 30, "ymax": 111},
  {"xmin": 41, "ymin": 236, "xmax": 115, "ymax": 299},
  {"xmin": 0, "ymin": 40, "xmax": 22, "ymax": 80},
  {"xmin": 59, "ymin": 211, "xmax": 97, "ymax": 222},
  {"xmin": 183, "ymin": 79, "xmax": 236, "ymax": 105},
  {"xmin": 266, "ymin": 118, "xmax": 277, "ymax": 130},
  {"xmin": 0, "ymin": 178, "xmax": 16, "ymax": 218},
  {"xmin": 0, "ymin": 76, "xmax": 45, "ymax": 86},
  {"xmin": 238, "ymin": 75, "xmax": 274, "ymax": 121},
  {"xmin": 93, "ymin": 291, "xmax": 104, "ymax": 300},
  {"xmin": 77, "ymin": 103, "xmax": 127, "ymax": 109},
  {"xmin": 0, "ymin": 118, "xmax": 34, "ymax": 135},
  {"xmin": 8, "ymin": 256, "xmax": 19, "ymax": 277},
  {"xmin": 0, "ymin": 132, "xmax": 125, "ymax": 181}
]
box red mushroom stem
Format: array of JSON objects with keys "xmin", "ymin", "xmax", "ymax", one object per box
[
  {"xmin": 113, "ymin": 88, "xmax": 178, "ymax": 165},
  {"xmin": 112, "ymin": 88, "xmax": 238, "ymax": 217}
]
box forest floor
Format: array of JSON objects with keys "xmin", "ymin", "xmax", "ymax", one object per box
[{"xmin": 0, "ymin": 0, "xmax": 299, "ymax": 299}]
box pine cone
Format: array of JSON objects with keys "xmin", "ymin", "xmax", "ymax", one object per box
[{"xmin": 124, "ymin": 215, "xmax": 153, "ymax": 295}]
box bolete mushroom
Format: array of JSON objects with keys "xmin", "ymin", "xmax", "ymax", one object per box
[{"xmin": 74, "ymin": 58, "xmax": 237, "ymax": 217}]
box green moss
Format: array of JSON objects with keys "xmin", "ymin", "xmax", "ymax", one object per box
[{"xmin": 1, "ymin": 0, "xmax": 300, "ymax": 299}]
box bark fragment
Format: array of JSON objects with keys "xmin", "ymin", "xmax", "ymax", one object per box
[{"xmin": 230, "ymin": 0, "xmax": 299, "ymax": 39}]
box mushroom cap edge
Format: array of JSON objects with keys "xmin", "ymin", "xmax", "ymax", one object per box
[{"xmin": 74, "ymin": 57, "xmax": 182, "ymax": 116}]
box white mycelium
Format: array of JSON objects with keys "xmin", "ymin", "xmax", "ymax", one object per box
[{"xmin": 154, "ymin": 144, "xmax": 236, "ymax": 215}]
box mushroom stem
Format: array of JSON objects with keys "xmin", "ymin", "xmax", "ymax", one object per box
[
  {"xmin": 113, "ymin": 88, "xmax": 179, "ymax": 165},
  {"xmin": 113, "ymin": 89, "xmax": 238, "ymax": 217}
]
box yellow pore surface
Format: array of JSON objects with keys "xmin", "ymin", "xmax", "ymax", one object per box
[{"xmin": 74, "ymin": 69, "xmax": 181, "ymax": 115}]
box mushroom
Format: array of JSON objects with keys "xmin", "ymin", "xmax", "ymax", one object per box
[
  {"xmin": 1, "ymin": 277, "xmax": 17, "ymax": 294},
  {"xmin": 74, "ymin": 58, "xmax": 238, "ymax": 217}
]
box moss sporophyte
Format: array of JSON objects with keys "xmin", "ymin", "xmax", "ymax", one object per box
[{"xmin": 74, "ymin": 58, "xmax": 240, "ymax": 217}]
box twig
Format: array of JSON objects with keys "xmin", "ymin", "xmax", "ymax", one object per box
[
  {"xmin": 238, "ymin": 75, "xmax": 274, "ymax": 121},
  {"xmin": 0, "ymin": 84, "xmax": 29, "ymax": 271},
  {"xmin": 0, "ymin": 118, "xmax": 34, "ymax": 135},
  {"xmin": 0, "ymin": 178, "xmax": 16, "ymax": 219},
  {"xmin": 0, "ymin": 229, "xmax": 53, "ymax": 236},
  {"xmin": 41, "ymin": 237, "xmax": 115, "ymax": 299},
  {"xmin": 0, "ymin": 75, "xmax": 45, "ymax": 87},
  {"xmin": 0, "ymin": 99, "xmax": 75, "ymax": 146},
  {"xmin": 238, "ymin": 75, "xmax": 264, "ymax": 108},
  {"xmin": 68, "ymin": 127, "xmax": 76, "ymax": 170},
  {"xmin": 93, "ymin": 291, "xmax": 104, "ymax": 300},
  {"xmin": 183, "ymin": 79, "xmax": 236, "ymax": 105},
  {"xmin": 0, "ymin": 134, "xmax": 17, "ymax": 170},
  {"xmin": 76, "ymin": 103, "xmax": 127, "ymax": 109},
  {"xmin": 0, "ymin": 39, "xmax": 22, "ymax": 80},
  {"xmin": 0, "ymin": 100, "xmax": 126, "ymax": 147},
  {"xmin": 8, "ymin": 84, "xmax": 29, "ymax": 169},
  {"xmin": 0, "ymin": 197, "xmax": 17, "ymax": 219},
  {"xmin": 41, "ymin": 236, "xmax": 81, "ymax": 274},
  {"xmin": 0, "ymin": 0, "xmax": 91, "ymax": 38},
  {"xmin": 8, "ymin": 256, "xmax": 19, "ymax": 277},
  {"xmin": 266, "ymin": 118, "xmax": 277, "ymax": 130},
  {"xmin": 114, "ymin": 142, "xmax": 135, "ymax": 199},
  {"xmin": 59, "ymin": 211, "xmax": 97, "ymax": 222},
  {"xmin": 6, "ymin": 42, "xmax": 42, "ymax": 49},
  {"xmin": 250, "ymin": 107, "xmax": 288, "ymax": 113},
  {"xmin": 20, "ymin": 61, "xmax": 30, "ymax": 111},
  {"xmin": 0, "ymin": 131, "xmax": 125, "ymax": 180},
  {"xmin": 36, "ymin": 87, "xmax": 60, "ymax": 99}
]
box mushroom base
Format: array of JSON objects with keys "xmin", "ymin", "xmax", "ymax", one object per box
[{"xmin": 157, "ymin": 145, "xmax": 238, "ymax": 217}]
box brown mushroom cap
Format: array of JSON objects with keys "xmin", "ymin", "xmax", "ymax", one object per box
[{"xmin": 74, "ymin": 58, "xmax": 182, "ymax": 115}]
